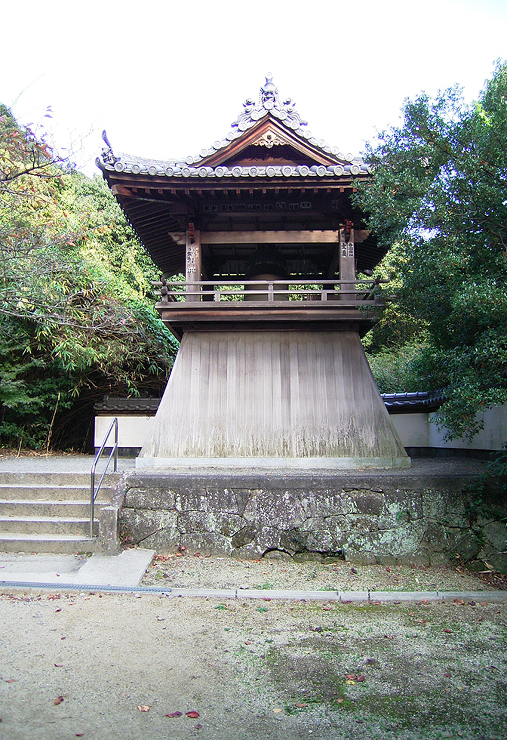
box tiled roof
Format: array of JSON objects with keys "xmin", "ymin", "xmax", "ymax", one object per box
[
  {"xmin": 97, "ymin": 75, "xmax": 370, "ymax": 178},
  {"xmin": 94, "ymin": 392, "xmax": 446, "ymax": 416},
  {"xmin": 381, "ymin": 391, "xmax": 446, "ymax": 413},
  {"xmin": 94, "ymin": 397, "xmax": 161, "ymax": 414}
]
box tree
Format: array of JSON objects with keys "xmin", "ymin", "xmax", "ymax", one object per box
[
  {"xmin": 356, "ymin": 61, "xmax": 507, "ymax": 439},
  {"xmin": 0, "ymin": 106, "xmax": 177, "ymax": 450}
]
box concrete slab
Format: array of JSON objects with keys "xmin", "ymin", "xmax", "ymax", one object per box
[
  {"xmin": 0, "ymin": 455, "xmax": 136, "ymax": 474},
  {"xmin": 136, "ymin": 456, "xmax": 410, "ymax": 470},
  {"xmin": 371, "ymin": 590, "xmax": 438, "ymax": 602},
  {"xmin": 0, "ymin": 548, "xmax": 154, "ymax": 588},
  {"xmin": 72, "ymin": 548, "xmax": 155, "ymax": 586}
]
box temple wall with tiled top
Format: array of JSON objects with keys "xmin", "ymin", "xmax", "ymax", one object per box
[{"xmin": 95, "ymin": 404, "xmax": 507, "ymax": 456}]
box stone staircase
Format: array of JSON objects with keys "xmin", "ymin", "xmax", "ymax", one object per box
[{"xmin": 0, "ymin": 472, "xmax": 122, "ymax": 554}]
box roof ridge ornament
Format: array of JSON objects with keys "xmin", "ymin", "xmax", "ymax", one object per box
[
  {"xmin": 100, "ymin": 130, "xmax": 120, "ymax": 165},
  {"xmin": 231, "ymin": 74, "xmax": 307, "ymax": 132}
]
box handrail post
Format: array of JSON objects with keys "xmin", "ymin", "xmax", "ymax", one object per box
[
  {"xmin": 90, "ymin": 417, "xmax": 119, "ymax": 540},
  {"xmin": 114, "ymin": 417, "xmax": 118, "ymax": 472}
]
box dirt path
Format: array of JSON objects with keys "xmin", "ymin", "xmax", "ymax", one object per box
[
  {"xmin": 141, "ymin": 553, "xmax": 501, "ymax": 593},
  {"xmin": 0, "ymin": 589, "xmax": 505, "ymax": 740}
]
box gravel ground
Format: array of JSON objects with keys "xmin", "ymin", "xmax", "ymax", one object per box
[
  {"xmin": 0, "ymin": 589, "xmax": 505, "ymax": 740},
  {"xmin": 141, "ymin": 553, "xmax": 500, "ymax": 593}
]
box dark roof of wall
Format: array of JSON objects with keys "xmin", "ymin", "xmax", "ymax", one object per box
[
  {"xmin": 95, "ymin": 391, "xmax": 446, "ymax": 416},
  {"xmin": 382, "ymin": 391, "xmax": 446, "ymax": 413}
]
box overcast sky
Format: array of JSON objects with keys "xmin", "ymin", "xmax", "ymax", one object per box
[{"xmin": 2, "ymin": 0, "xmax": 507, "ymax": 176}]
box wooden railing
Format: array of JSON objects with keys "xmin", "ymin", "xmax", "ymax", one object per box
[{"xmin": 157, "ymin": 278, "xmax": 387, "ymax": 305}]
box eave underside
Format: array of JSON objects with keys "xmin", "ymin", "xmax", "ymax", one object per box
[{"xmin": 104, "ymin": 173, "xmax": 384, "ymax": 278}]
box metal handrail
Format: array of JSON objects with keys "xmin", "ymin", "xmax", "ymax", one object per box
[{"xmin": 90, "ymin": 417, "xmax": 118, "ymax": 538}]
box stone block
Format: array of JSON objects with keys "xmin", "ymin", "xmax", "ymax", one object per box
[
  {"xmin": 124, "ymin": 486, "xmax": 176, "ymax": 510},
  {"xmin": 231, "ymin": 524, "xmax": 258, "ymax": 549},
  {"xmin": 233, "ymin": 525, "xmax": 284, "ymax": 558},
  {"xmin": 121, "ymin": 508, "xmax": 178, "ymax": 548},
  {"xmin": 421, "ymin": 522, "xmax": 447, "ymax": 551},
  {"xmin": 447, "ymin": 528, "xmax": 483, "ymax": 562},
  {"xmin": 242, "ymin": 489, "xmax": 307, "ymax": 529},
  {"xmin": 97, "ymin": 505, "xmax": 121, "ymax": 554},
  {"xmin": 483, "ymin": 552, "xmax": 507, "ymax": 573},
  {"xmin": 179, "ymin": 532, "xmax": 233, "ymax": 557},
  {"xmin": 344, "ymin": 547, "xmax": 377, "ymax": 565},
  {"xmin": 305, "ymin": 530, "xmax": 337, "ymax": 552},
  {"xmin": 300, "ymin": 490, "xmax": 352, "ymax": 518},
  {"xmin": 177, "ymin": 511, "xmax": 244, "ymax": 536},
  {"xmin": 483, "ymin": 520, "xmax": 507, "ymax": 552},
  {"xmin": 262, "ymin": 550, "xmax": 292, "ymax": 561},
  {"xmin": 428, "ymin": 551, "xmax": 452, "ymax": 566},
  {"xmin": 279, "ymin": 528, "xmax": 309, "ymax": 553},
  {"xmin": 352, "ymin": 491, "xmax": 385, "ymax": 516}
]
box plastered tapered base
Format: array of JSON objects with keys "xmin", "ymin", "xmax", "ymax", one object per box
[{"xmin": 138, "ymin": 330, "xmax": 409, "ymax": 467}]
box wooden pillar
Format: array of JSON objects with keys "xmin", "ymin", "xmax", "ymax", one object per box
[
  {"xmin": 185, "ymin": 226, "xmax": 201, "ymax": 302},
  {"xmin": 339, "ymin": 223, "xmax": 355, "ymax": 301}
]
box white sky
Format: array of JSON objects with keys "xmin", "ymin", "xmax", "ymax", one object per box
[{"xmin": 2, "ymin": 0, "xmax": 507, "ymax": 176}]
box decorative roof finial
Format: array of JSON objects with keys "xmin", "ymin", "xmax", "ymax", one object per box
[
  {"xmin": 260, "ymin": 73, "xmax": 279, "ymax": 110},
  {"xmin": 100, "ymin": 129, "xmax": 120, "ymax": 165}
]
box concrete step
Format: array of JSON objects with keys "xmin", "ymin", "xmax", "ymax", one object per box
[
  {"xmin": 0, "ymin": 500, "xmax": 91, "ymax": 518},
  {"xmin": 0, "ymin": 516, "xmax": 98, "ymax": 537},
  {"xmin": 0, "ymin": 471, "xmax": 122, "ymax": 554},
  {"xmin": 0, "ymin": 472, "xmax": 120, "ymax": 487},
  {"xmin": 0, "ymin": 485, "xmax": 113, "ymax": 502},
  {"xmin": 0, "ymin": 533, "xmax": 99, "ymax": 554}
]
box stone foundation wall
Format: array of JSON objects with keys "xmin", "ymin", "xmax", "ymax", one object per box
[{"xmin": 121, "ymin": 471, "xmax": 507, "ymax": 570}]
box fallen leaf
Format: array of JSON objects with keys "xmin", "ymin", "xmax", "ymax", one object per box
[
  {"xmin": 336, "ymin": 698, "xmax": 344, "ymax": 704},
  {"xmin": 165, "ymin": 711, "xmax": 182, "ymax": 718},
  {"xmin": 186, "ymin": 711, "xmax": 199, "ymax": 718},
  {"xmin": 444, "ymin": 629, "xmax": 453, "ymax": 634},
  {"xmin": 6, "ymin": 679, "xmax": 16, "ymax": 683},
  {"xmin": 137, "ymin": 705, "xmax": 150, "ymax": 712},
  {"xmin": 54, "ymin": 696, "xmax": 64, "ymax": 705},
  {"xmin": 195, "ymin": 723, "xmax": 203, "ymax": 729},
  {"xmin": 345, "ymin": 674, "xmax": 357, "ymax": 680},
  {"xmin": 272, "ymin": 707, "xmax": 283, "ymax": 713},
  {"xmin": 55, "ymin": 608, "xmax": 62, "ymax": 613},
  {"xmin": 346, "ymin": 679, "xmax": 356, "ymax": 685},
  {"xmin": 245, "ymin": 640, "xmax": 252, "ymax": 645},
  {"xmin": 295, "ymin": 702, "xmax": 307, "ymax": 708},
  {"xmin": 76, "ymin": 734, "xmax": 84, "ymax": 737},
  {"xmin": 444, "ymin": 673, "xmax": 452, "ymax": 678},
  {"xmin": 54, "ymin": 664, "xmax": 63, "ymax": 668},
  {"xmin": 357, "ymin": 675, "xmax": 366, "ymax": 682}
]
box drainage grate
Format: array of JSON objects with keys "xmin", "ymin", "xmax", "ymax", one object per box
[{"xmin": 0, "ymin": 581, "xmax": 172, "ymax": 594}]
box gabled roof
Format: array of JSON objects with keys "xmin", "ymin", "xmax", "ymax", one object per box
[
  {"xmin": 97, "ymin": 75, "xmax": 383, "ymax": 277},
  {"xmin": 97, "ymin": 74, "xmax": 371, "ymax": 179}
]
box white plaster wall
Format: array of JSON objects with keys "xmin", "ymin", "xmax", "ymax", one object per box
[
  {"xmin": 389, "ymin": 413, "xmax": 430, "ymax": 447},
  {"xmin": 95, "ymin": 416, "xmax": 155, "ymax": 448},
  {"xmin": 428, "ymin": 405, "xmax": 507, "ymax": 451},
  {"xmin": 94, "ymin": 404, "xmax": 507, "ymax": 452}
]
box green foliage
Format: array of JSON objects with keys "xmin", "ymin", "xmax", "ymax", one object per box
[
  {"xmin": 356, "ymin": 61, "xmax": 507, "ymax": 439},
  {"xmin": 464, "ymin": 444, "xmax": 507, "ymax": 523},
  {"xmin": 0, "ymin": 107, "xmax": 177, "ymax": 450}
]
